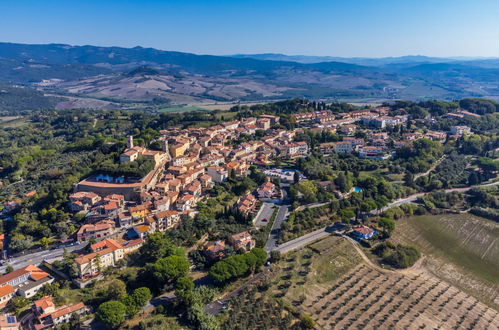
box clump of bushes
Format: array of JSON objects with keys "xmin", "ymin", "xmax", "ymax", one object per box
[{"xmin": 373, "ymin": 242, "xmax": 420, "ymax": 268}]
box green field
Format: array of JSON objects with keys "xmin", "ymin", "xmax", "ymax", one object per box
[
  {"xmin": 395, "ymin": 214, "xmax": 499, "ymax": 283},
  {"xmin": 157, "ymin": 105, "xmax": 210, "ymax": 113},
  {"xmin": 0, "ymin": 116, "xmax": 28, "ymax": 128}
]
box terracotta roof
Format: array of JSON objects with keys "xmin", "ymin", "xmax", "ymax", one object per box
[
  {"xmin": 34, "ymin": 296, "xmax": 55, "ymax": 310},
  {"xmin": 0, "ymin": 268, "xmax": 29, "ymax": 286},
  {"xmin": 75, "ymin": 248, "xmax": 114, "ymax": 265},
  {"xmin": 91, "ymin": 238, "xmax": 123, "ymax": 252},
  {"xmin": 122, "ymin": 238, "xmax": 144, "ymax": 248},
  {"xmin": 0, "ymin": 285, "xmax": 14, "ymax": 297},
  {"xmin": 134, "ymin": 225, "xmax": 150, "ymax": 233},
  {"xmin": 155, "ymin": 210, "xmax": 178, "ymax": 218},
  {"xmin": 50, "ymin": 302, "xmax": 86, "ymax": 319},
  {"xmin": 353, "ymin": 226, "xmax": 374, "ymax": 235},
  {"xmin": 30, "ymin": 271, "xmax": 50, "ymax": 281}
]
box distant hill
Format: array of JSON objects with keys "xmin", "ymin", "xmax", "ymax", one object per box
[
  {"xmin": 0, "ymin": 42, "xmax": 499, "ymax": 110},
  {"xmin": 0, "ymin": 84, "xmax": 61, "ymax": 112},
  {"xmin": 231, "ymin": 53, "xmax": 466, "ymax": 66}
]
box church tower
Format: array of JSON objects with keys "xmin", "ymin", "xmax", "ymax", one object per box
[{"xmin": 126, "ymin": 135, "xmax": 134, "ymax": 149}]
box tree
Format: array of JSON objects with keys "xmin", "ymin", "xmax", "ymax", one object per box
[
  {"xmin": 175, "ymin": 277, "xmax": 194, "ymax": 296},
  {"xmin": 250, "ymin": 248, "xmax": 267, "ymax": 267},
  {"xmin": 40, "ymin": 237, "xmax": 50, "ymax": 249},
  {"xmin": 293, "ymin": 171, "xmax": 300, "ymax": 184},
  {"xmin": 11, "ymin": 296, "xmax": 29, "ymax": 315},
  {"xmin": 106, "ymin": 279, "xmax": 127, "ymax": 301},
  {"xmin": 96, "ymin": 301, "xmax": 126, "ymax": 328},
  {"xmin": 140, "ymin": 232, "xmax": 182, "ymax": 263},
  {"xmin": 378, "ymin": 217, "xmax": 395, "ymax": 235},
  {"xmin": 4, "ymin": 265, "xmax": 13, "ymax": 274},
  {"xmin": 335, "ymin": 172, "xmax": 351, "ymax": 193},
  {"xmin": 269, "ymin": 251, "xmax": 281, "ymax": 263},
  {"xmin": 120, "ymin": 295, "xmax": 138, "ymax": 317},
  {"xmin": 132, "ymin": 287, "xmax": 152, "ymax": 307},
  {"xmin": 149, "ymin": 255, "xmax": 190, "ymax": 286},
  {"xmin": 301, "ymin": 313, "xmax": 316, "ymax": 329}
]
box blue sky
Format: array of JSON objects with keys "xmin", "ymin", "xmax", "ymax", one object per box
[{"xmin": 1, "ymin": 0, "xmax": 498, "ymax": 57}]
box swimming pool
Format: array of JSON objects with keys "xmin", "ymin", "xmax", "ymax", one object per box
[{"xmin": 353, "ymin": 187, "xmax": 363, "ymax": 193}]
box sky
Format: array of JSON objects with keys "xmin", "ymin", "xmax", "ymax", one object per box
[{"xmin": 1, "ymin": 0, "xmax": 499, "ymax": 57}]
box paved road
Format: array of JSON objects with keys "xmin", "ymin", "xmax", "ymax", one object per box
[
  {"xmin": 294, "ymin": 201, "xmax": 329, "ymax": 212},
  {"xmin": 0, "ymin": 243, "xmax": 84, "ymax": 273},
  {"xmin": 265, "ymin": 204, "xmax": 290, "ymax": 252},
  {"xmin": 254, "ymin": 202, "xmax": 276, "ymax": 228},
  {"xmin": 274, "ymin": 180, "xmax": 499, "ymax": 255}
]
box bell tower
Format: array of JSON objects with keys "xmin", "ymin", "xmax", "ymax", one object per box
[{"xmin": 126, "ymin": 135, "xmax": 134, "ymax": 149}]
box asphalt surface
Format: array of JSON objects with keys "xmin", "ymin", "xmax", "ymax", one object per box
[
  {"xmin": 264, "ymin": 204, "xmax": 290, "ymax": 252},
  {"xmin": 0, "ymin": 243, "xmax": 84, "ymax": 273},
  {"xmin": 254, "ymin": 202, "xmax": 276, "ymax": 228}
]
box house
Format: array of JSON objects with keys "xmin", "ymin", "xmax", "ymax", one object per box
[
  {"xmin": 352, "ymin": 225, "xmax": 377, "ymax": 240},
  {"xmin": 122, "ymin": 239, "xmax": 144, "ymax": 254},
  {"xmin": 74, "ymin": 239, "xmax": 125, "ymax": 278},
  {"xmin": 207, "ymin": 166, "xmax": 228, "ymax": 183},
  {"xmin": 257, "ymin": 181, "xmax": 277, "ymax": 199},
  {"xmin": 358, "ymin": 146, "xmax": 390, "ymax": 160},
  {"xmin": 169, "ymin": 138, "xmax": 190, "ymax": 158},
  {"xmin": 0, "ymin": 265, "xmax": 54, "ymax": 304},
  {"xmin": 132, "ymin": 225, "xmax": 152, "ymax": 239},
  {"xmin": 154, "ymin": 210, "xmax": 180, "ymax": 231},
  {"xmin": 32, "ymin": 296, "xmax": 87, "ymax": 329},
  {"xmin": 0, "ymin": 314, "xmax": 19, "ymax": 330},
  {"xmin": 0, "ymin": 286, "xmax": 15, "ymax": 308},
  {"xmin": 334, "ymin": 141, "xmax": 354, "ymax": 154},
  {"xmin": 199, "ymin": 174, "xmax": 214, "ymax": 189},
  {"xmin": 236, "ymin": 193, "xmax": 257, "ymax": 215},
  {"xmin": 118, "ymin": 212, "xmax": 133, "ymax": 228},
  {"xmin": 256, "ymin": 118, "xmax": 271, "ymax": 130},
  {"xmin": 120, "ymin": 136, "xmax": 167, "ymax": 165},
  {"xmin": 176, "ymin": 194, "xmax": 195, "ymax": 211},
  {"xmin": 259, "ymin": 114, "xmax": 280, "ymax": 125},
  {"xmin": 129, "ymin": 203, "xmax": 151, "ymax": 219},
  {"xmin": 425, "ymin": 131, "xmax": 446, "ymax": 142},
  {"xmin": 316, "ymin": 181, "xmax": 335, "ymax": 192},
  {"xmin": 318, "ymin": 142, "xmax": 336, "ymax": 154},
  {"xmin": 450, "ymin": 126, "xmax": 471, "ymax": 136},
  {"xmin": 68, "ymin": 192, "xmax": 101, "ymax": 212},
  {"xmin": 283, "ymin": 141, "xmax": 308, "ymax": 158},
  {"xmin": 76, "ymin": 220, "xmax": 115, "ymax": 242},
  {"xmin": 153, "ymin": 197, "xmax": 170, "ymax": 212},
  {"xmin": 228, "ymin": 232, "xmax": 255, "ymax": 252},
  {"xmin": 205, "ymin": 241, "xmax": 226, "ymax": 260},
  {"xmin": 339, "ymin": 124, "xmax": 356, "ymax": 135}
]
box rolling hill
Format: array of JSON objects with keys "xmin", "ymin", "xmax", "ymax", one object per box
[{"xmin": 1, "ymin": 42, "xmax": 499, "ymax": 110}]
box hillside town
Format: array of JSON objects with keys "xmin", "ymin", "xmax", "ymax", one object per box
[{"xmin": 0, "ymin": 99, "xmax": 493, "ymax": 329}]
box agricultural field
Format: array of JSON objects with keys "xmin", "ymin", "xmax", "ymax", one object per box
[
  {"xmin": 0, "ymin": 116, "xmax": 28, "ymax": 128},
  {"xmin": 157, "ymin": 105, "xmax": 210, "ymax": 113},
  {"xmin": 262, "ymin": 235, "xmax": 499, "ymax": 329},
  {"xmin": 301, "ymin": 264, "xmax": 498, "ymax": 329},
  {"xmin": 393, "ymin": 214, "xmax": 499, "ymax": 308}
]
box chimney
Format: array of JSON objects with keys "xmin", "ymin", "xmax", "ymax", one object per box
[{"xmin": 126, "ymin": 135, "xmax": 134, "ymax": 149}]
